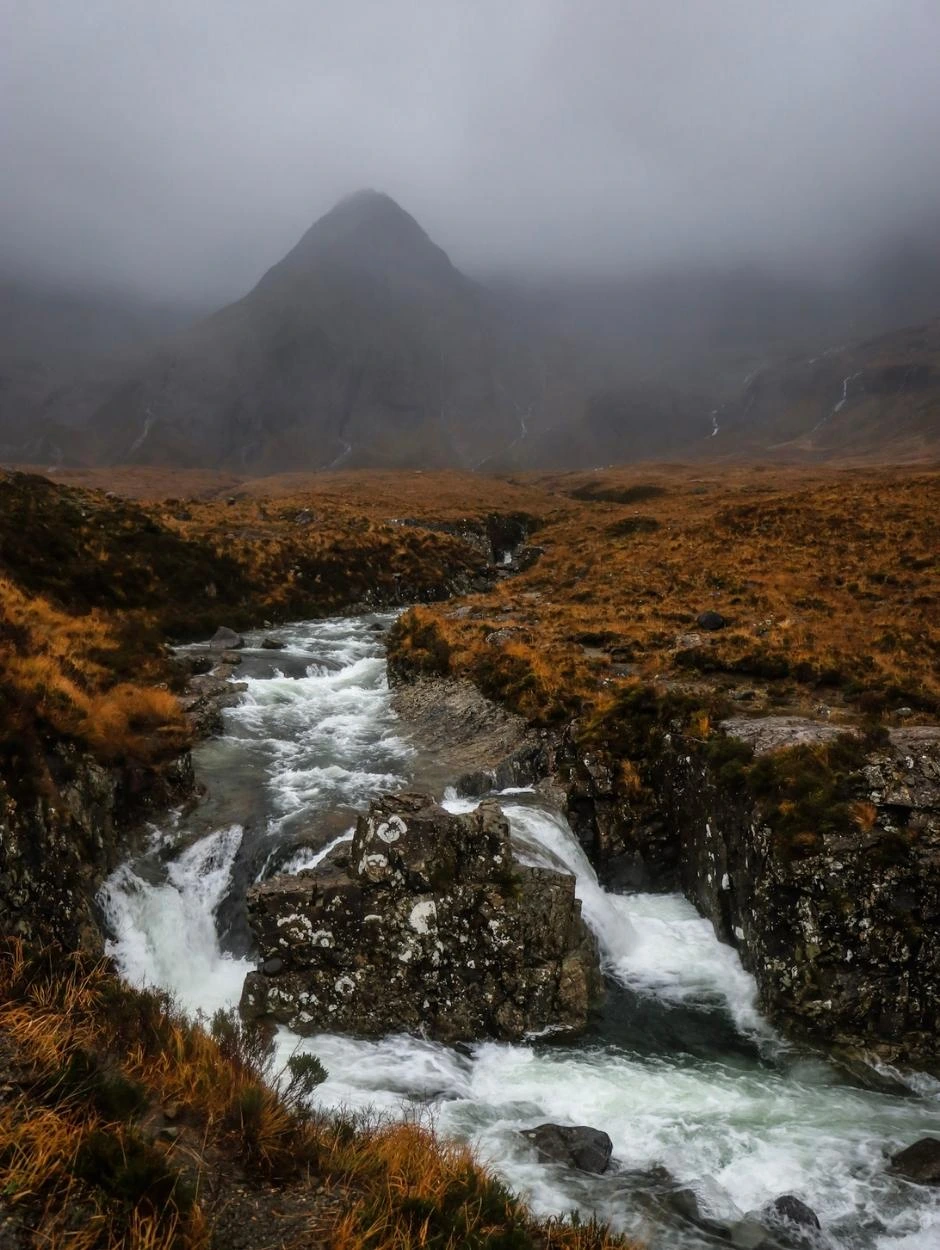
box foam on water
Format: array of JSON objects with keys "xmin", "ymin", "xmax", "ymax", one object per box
[
  {"xmin": 101, "ymin": 615, "xmax": 940, "ymax": 1250},
  {"xmin": 100, "ymin": 825, "xmax": 253, "ymax": 1016},
  {"xmin": 271, "ymin": 829, "xmax": 355, "ymax": 878},
  {"xmin": 446, "ymin": 794, "xmax": 766, "ymax": 1038},
  {"xmin": 222, "ymin": 629, "xmax": 412, "ymax": 829}
]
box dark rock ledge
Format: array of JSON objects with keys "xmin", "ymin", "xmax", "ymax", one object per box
[
  {"xmin": 567, "ymin": 714, "xmax": 940, "ymax": 1070},
  {"xmin": 240, "ymin": 792, "xmax": 602, "ymax": 1042}
]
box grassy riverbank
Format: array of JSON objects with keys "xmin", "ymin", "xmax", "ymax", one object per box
[
  {"xmin": 388, "ymin": 464, "xmax": 939, "ymax": 725},
  {"xmin": 0, "ymin": 942, "xmax": 633, "ymax": 1250}
]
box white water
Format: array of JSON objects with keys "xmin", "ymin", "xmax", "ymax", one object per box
[{"xmin": 100, "ymin": 615, "xmax": 940, "ymax": 1249}]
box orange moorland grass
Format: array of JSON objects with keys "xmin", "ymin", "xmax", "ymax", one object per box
[
  {"xmin": 390, "ymin": 464, "xmax": 940, "ymax": 727},
  {"xmin": 0, "ymin": 944, "xmax": 637, "ymax": 1250},
  {"xmin": 0, "ymin": 575, "xmax": 189, "ymax": 765},
  {"xmin": 30, "ymin": 464, "xmax": 562, "ymax": 522}
]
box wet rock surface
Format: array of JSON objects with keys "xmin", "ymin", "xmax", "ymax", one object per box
[
  {"xmin": 565, "ymin": 714, "xmax": 940, "ymax": 1067},
  {"xmin": 179, "ymin": 670, "xmax": 248, "ymax": 738},
  {"xmin": 760, "ymin": 1195, "xmax": 822, "ymax": 1245},
  {"xmin": 0, "ymin": 742, "xmax": 194, "ymax": 952},
  {"xmin": 675, "ymin": 725, "xmax": 940, "ymax": 1067},
  {"xmin": 240, "ymin": 792, "xmax": 601, "ymax": 1042},
  {"xmin": 519, "ymin": 1124, "xmax": 612, "ymax": 1174},
  {"xmin": 210, "ymin": 625, "xmax": 244, "ymax": 650},
  {"xmin": 889, "ymin": 1136, "xmax": 940, "ymax": 1185},
  {"xmin": 391, "ymin": 676, "xmax": 552, "ymax": 796}
]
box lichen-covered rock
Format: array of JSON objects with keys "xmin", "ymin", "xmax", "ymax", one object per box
[
  {"xmin": 569, "ymin": 718, "xmax": 940, "ymax": 1068},
  {"xmin": 675, "ymin": 726, "xmax": 940, "ymax": 1068},
  {"xmin": 240, "ymin": 792, "xmax": 601, "ymax": 1042}
]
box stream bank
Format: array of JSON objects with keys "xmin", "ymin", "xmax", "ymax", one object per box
[{"xmin": 559, "ymin": 712, "xmax": 940, "ymax": 1072}]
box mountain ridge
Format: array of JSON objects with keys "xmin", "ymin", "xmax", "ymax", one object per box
[{"xmin": 2, "ymin": 192, "xmax": 939, "ymax": 470}]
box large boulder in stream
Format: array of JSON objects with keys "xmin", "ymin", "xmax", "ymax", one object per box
[
  {"xmin": 520, "ymin": 1123, "xmax": 613, "ymax": 1174},
  {"xmin": 240, "ymin": 792, "xmax": 602, "ymax": 1042},
  {"xmin": 889, "ymin": 1136, "xmax": 940, "ymax": 1185}
]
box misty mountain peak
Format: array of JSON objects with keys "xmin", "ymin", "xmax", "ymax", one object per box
[{"xmin": 261, "ymin": 189, "xmax": 460, "ymax": 292}]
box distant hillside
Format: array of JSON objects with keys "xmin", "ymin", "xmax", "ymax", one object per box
[
  {"xmin": 710, "ymin": 319, "xmax": 940, "ymax": 461},
  {"xmin": 0, "ymin": 277, "xmax": 203, "ymax": 466},
  {"xmin": 2, "ymin": 197, "xmax": 938, "ymax": 471}
]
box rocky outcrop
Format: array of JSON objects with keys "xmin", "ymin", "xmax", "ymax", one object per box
[
  {"xmin": 566, "ymin": 717, "xmax": 940, "ymax": 1068},
  {"xmin": 178, "ymin": 667, "xmax": 248, "ymax": 738},
  {"xmin": 210, "ymin": 626, "xmax": 244, "ymax": 650},
  {"xmin": 0, "ymin": 742, "xmax": 194, "ymax": 952},
  {"xmin": 240, "ymin": 792, "xmax": 601, "ymax": 1042},
  {"xmin": 390, "ymin": 676, "xmax": 552, "ymax": 796}
]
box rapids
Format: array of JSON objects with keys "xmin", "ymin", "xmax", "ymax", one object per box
[{"xmin": 99, "ymin": 615, "xmax": 940, "ymax": 1249}]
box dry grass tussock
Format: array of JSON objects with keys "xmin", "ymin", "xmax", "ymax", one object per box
[
  {"xmin": 0, "ymin": 943, "xmax": 636, "ymax": 1250},
  {"xmin": 0, "ymin": 575, "xmax": 188, "ymax": 765}
]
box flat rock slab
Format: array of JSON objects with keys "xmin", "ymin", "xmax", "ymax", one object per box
[
  {"xmin": 722, "ymin": 716, "xmax": 853, "ymax": 755},
  {"xmin": 391, "ymin": 676, "xmax": 546, "ymax": 793}
]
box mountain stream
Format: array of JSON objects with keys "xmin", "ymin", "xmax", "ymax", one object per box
[{"xmin": 99, "ymin": 616, "xmax": 940, "ymax": 1249}]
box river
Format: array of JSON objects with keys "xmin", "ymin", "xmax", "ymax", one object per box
[{"xmin": 99, "ymin": 615, "xmax": 940, "ymax": 1248}]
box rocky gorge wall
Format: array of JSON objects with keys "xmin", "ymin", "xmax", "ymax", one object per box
[
  {"xmin": 563, "ymin": 714, "xmax": 940, "ymax": 1070},
  {"xmin": 0, "ymin": 742, "xmax": 194, "ymax": 952}
]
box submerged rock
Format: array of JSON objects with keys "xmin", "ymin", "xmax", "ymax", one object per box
[
  {"xmin": 763, "ymin": 1194, "xmax": 821, "ymax": 1231},
  {"xmin": 519, "ymin": 1123, "xmax": 612, "ymax": 1174},
  {"xmin": 240, "ymin": 792, "xmax": 602, "ymax": 1042},
  {"xmin": 210, "ymin": 625, "xmax": 244, "ymax": 650}
]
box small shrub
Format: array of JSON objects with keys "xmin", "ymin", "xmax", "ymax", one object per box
[
  {"xmin": 51, "ymin": 1051, "xmax": 149, "ymax": 1123},
  {"xmin": 73, "ymin": 1128, "xmax": 193, "ymax": 1215},
  {"xmin": 283, "ymin": 1051, "xmax": 328, "ymax": 1110}
]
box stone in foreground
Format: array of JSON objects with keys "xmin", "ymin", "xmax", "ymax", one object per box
[{"xmin": 240, "ymin": 793, "xmax": 602, "ymax": 1042}]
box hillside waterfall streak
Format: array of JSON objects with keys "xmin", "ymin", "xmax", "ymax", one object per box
[{"xmin": 100, "ymin": 615, "xmax": 940, "ymax": 1250}]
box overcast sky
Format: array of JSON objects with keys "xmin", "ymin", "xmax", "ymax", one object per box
[{"xmin": 2, "ymin": 0, "xmax": 940, "ymax": 302}]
